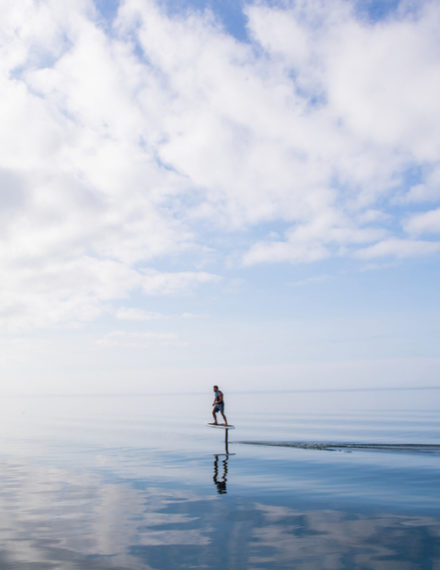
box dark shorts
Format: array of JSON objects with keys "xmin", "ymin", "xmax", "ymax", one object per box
[{"xmin": 213, "ymin": 403, "xmax": 224, "ymax": 413}]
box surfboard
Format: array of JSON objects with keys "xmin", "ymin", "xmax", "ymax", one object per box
[{"xmin": 206, "ymin": 423, "xmax": 235, "ymax": 430}]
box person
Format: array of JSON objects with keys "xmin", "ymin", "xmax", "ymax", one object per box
[{"xmin": 211, "ymin": 385, "xmax": 228, "ymax": 425}]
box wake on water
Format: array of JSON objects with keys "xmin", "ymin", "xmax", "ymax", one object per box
[{"xmin": 236, "ymin": 441, "xmax": 440, "ymax": 455}]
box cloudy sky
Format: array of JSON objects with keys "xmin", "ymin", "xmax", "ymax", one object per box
[{"xmin": 1, "ymin": 0, "xmax": 439, "ymax": 394}]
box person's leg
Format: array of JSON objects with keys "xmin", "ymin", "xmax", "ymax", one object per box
[
  {"xmin": 211, "ymin": 409, "xmax": 218, "ymax": 424},
  {"xmin": 221, "ymin": 411, "xmax": 228, "ymax": 425}
]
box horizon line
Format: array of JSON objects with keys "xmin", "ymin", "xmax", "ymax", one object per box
[{"xmin": 1, "ymin": 385, "xmax": 440, "ymax": 397}]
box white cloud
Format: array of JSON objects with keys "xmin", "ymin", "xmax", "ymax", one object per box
[
  {"xmin": 241, "ymin": 0, "xmax": 440, "ymax": 262},
  {"xmin": 115, "ymin": 307, "xmax": 206, "ymax": 320},
  {"xmin": 355, "ymin": 238, "xmax": 440, "ymax": 260},
  {"xmin": 290, "ymin": 274, "xmax": 333, "ymax": 287},
  {"xmin": 98, "ymin": 330, "xmax": 186, "ymax": 348},
  {"xmin": 141, "ymin": 270, "xmax": 220, "ymax": 295},
  {"xmin": 0, "ymin": 256, "xmax": 218, "ymax": 332},
  {"xmin": 116, "ymin": 307, "xmax": 167, "ymax": 321},
  {"xmin": 405, "ymin": 208, "xmax": 440, "ymax": 235},
  {"xmin": 324, "ymin": 7, "xmax": 440, "ymax": 159},
  {"xmin": 244, "ymin": 239, "xmax": 329, "ymax": 266},
  {"xmin": 395, "ymin": 165, "xmax": 440, "ymax": 204},
  {"xmin": 402, "ymin": 183, "xmax": 440, "ymax": 204},
  {"xmin": 244, "ymin": 211, "xmax": 387, "ymax": 265},
  {"xmin": 0, "ymin": 0, "xmax": 222, "ymax": 331},
  {"xmin": 115, "ymin": 308, "xmax": 166, "ymax": 321},
  {"xmin": 1, "ymin": 0, "xmax": 440, "ymax": 333},
  {"xmin": 0, "ymin": 256, "xmax": 140, "ymax": 331}
]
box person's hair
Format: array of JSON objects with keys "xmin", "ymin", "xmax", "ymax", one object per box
[{"xmin": 213, "ymin": 385, "xmax": 218, "ymax": 390}]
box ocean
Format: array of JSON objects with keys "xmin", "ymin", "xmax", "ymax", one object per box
[{"xmin": 0, "ymin": 389, "xmax": 439, "ymax": 569}]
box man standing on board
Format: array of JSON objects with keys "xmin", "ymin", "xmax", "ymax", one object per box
[{"xmin": 211, "ymin": 385, "xmax": 228, "ymax": 426}]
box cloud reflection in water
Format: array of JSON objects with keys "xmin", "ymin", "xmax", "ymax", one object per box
[{"xmin": 0, "ymin": 453, "xmax": 439, "ymax": 569}]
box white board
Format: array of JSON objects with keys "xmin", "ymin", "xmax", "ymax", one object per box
[{"xmin": 206, "ymin": 423, "xmax": 235, "ymax": 430}]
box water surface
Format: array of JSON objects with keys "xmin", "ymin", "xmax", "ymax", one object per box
[{"xmin": 0, "ymin": 389, "xmax": 439, "ymax": 569}]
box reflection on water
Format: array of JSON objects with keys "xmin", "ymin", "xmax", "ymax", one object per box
[
  {"xmin": 0, "ymin": 392, "xmax": 439, "ymax": 568},
  {"xmin": 213, "ymin": 455, "xmax": 228, "ymax": 494},
  {"xmin": 0, "ymin": 453, "xmax": 439, "ymax": 569}
]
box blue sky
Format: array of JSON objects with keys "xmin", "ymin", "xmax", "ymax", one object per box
[{"xmin": 0, "ymin": 0, "xmax": 439, "ymax": 394}]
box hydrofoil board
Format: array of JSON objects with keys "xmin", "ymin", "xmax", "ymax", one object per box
[{"xmin": 206, "ymin": 423, "xmax": 235, "ymax": 430}]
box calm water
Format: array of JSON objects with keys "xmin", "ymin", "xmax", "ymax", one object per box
[{"xmin": 0, "ymin": 389, "xmax": 439, "ymax": 569}]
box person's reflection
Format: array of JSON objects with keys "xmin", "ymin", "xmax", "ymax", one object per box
[{"xmin": 213, "ymin": 454, "xmax": 228, "ymax": 494}]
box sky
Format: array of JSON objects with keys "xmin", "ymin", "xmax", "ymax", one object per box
[{"xmin": 0, "ymin": 0, "xmax": 440, "ymax": 394}]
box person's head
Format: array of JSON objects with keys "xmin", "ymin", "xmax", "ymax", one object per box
[{"xmin": 213, "ymin": 385, "xmax": 218, "ymax": 392}]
